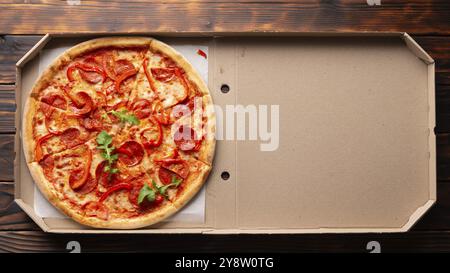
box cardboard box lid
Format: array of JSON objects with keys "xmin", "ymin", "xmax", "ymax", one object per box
[{"xmin": 15, "ymin": 33, "xmax": 435, "ymax": 233}]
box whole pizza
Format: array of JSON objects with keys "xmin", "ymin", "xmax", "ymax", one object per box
[{"xmin": 22, "ymin": 37, "xmax": 215, "ymax": 229}]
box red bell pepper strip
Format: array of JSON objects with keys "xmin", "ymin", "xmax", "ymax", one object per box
[
  {"xmin": 143, "ymin": 58, "xmax": 158, "ymax": 93},
  {"xmin": 67, "ymin": 62, "xmax": 105, "ymax": 82},
  {"xmin": 140, "ymin": 118, "xmax": 162, "ymax": 148},
  {"xmin": 99, "ymin": 183, "xmax": 133, "ymax": 203},
  {"xmin": 114, "ymin": 69, "xmax": 136, "ymax": 93}
]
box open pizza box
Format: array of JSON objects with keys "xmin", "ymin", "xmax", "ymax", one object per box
[{"xmin": 14, "ymin": 32, "xmax": 435, "ymax": 234}]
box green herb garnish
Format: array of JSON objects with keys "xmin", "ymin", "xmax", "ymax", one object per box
[
  {"xmin": 96, "ymin": 130, "xmax": 119, "ymax": 174},
  {"xmin": 152, "ymin": 176, "xmax": 183, "ymax": 199},
  {"xmin": 138, "ymin": 183, "xmax": 156, "ymax": 204},
  {"xmin": 137, "ymin": 177, "xmax": 183, "ymax": 204},
  {"xmin": 109, "ymin": 110, "xmax": 140, "ymax": 125}
]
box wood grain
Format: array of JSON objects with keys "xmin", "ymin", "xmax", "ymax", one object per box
[
  {"xmin": 0, "ymin": 35, "xmax": 43, "ymax": 84},
  {"xmin": 0, "ymin": 135, "xmax": 14, "ymax": 181},
  {"xmin": 0, "ymin": 1, "xmax": 449, "ymax": 252},
  {"xmin": 3, "ymin": 230, "xmax": 450, "ymax": 253},
  {"xmin": 436, "ymin": 85, "xmax": 450, "ymax": 134},
  {"xmin": 0, "ymin": 183, "xmax": 37, "ymax": 231},
  {"xmin": 0, "ymin": 0, "xmax": 449, "ymax": 35},
  {"xmin": 0, "ymin": 85, "xmax": 15, "ymax": 134}
]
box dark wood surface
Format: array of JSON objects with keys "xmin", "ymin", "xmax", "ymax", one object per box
[{"xmin": 1, "ymin": 0, "xmax": 450, "ymax": 253}]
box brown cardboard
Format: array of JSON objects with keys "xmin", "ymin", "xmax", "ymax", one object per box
[{"xmin": 15, "ymin": 33, "xmax": 435, "ymax": 234}]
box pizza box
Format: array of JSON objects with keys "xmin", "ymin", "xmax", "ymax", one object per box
[{"xmin": 14, "ymin": 33, "xmax": 435, "ymax": 234}]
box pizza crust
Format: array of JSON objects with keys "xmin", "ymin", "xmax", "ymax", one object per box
[
  {"xmin": 22, "ymin": 37, "xmax": 216, "ymax": 229},
  {"xmin": 22, "ymin": 97, "xmax": 38, "ymax": 163}
]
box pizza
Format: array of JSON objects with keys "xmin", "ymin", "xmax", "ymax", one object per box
[{"xmin": 22, "ymin": 37, "xmax": 215, "ymax": 229}]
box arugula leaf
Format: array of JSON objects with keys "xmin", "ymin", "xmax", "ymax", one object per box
[
  {"xmin": 151, "ymin": 176, "xmax": 183, "ymax": 199},
  {"xmin": 96, "ymin": 130, "xmax": 118, "ymax": 174},
  {"xmin": 138, "ymin": 184, "xmax": 156, "ymax": 204},
  {"xmin": 97, "ymin": 130, "xmax": 112, "ymax": 146},
  {"xmin": 109, "ymin": 110, "xmax": 140, "ymax": 125}
]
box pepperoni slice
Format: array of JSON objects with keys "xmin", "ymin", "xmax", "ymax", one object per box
[
  {"xmin": 75, "ymin": 174, "xmax": 98, "ymax": 195},
  {"xmin": 173, "ymin": 125, "xmax": 202, "ymax": 151},
  {"xmin": 79, "ymin": 70, "xmax": 104, "ymax": 84},
  {"xmin": 35, "ymin": 128, "xmax": 86, "ymax": 162},
  {"xmin": 59, "ymin": 128, "xmax": 82, "ymax": 148},
  {"xmin": 82, "ymin": 117, "xmax": 102, "ymax": 131},
  {"xmin": 140, "ymin": 118, "xmax": 162, "ymax": 148},
  {"xmin": 162, "ymin": 55, "xmax": 178, "ymax": 68},
  {"xmin": 39, "ymin": 102, "xmax": 55, "ymax": 118},
  {"xmin": 84, "ymin": 54, "xmax": 103, "ymax": 65},
  {"xmin": 157, "ymin": 158, "xmax": 190, "ymax": 179},
  {"xmin": 41, "ymin": 94, "xmax": 67, "ymax": 110},
  {"xmin": 68, "ymin": 147, "xmax": 92, "ymax": 190},
  {"xmin": 158, "ymin": 167, "xmax": 183, "ymax": 185},
  {"xmin": 151, "ymin": 68, "xmax": 176, "ymax": 82},
  {"xmin": 82, "ymin": 109, "xmax": 104, "ymax": 131},
  {"xmin": 39, "ymin": 154, "xmax": 54, "ymax": 180},
  {"xmin": 131, "ymin": 99, "xmax": 152, "ymax": 119},
  {"xmin": 115, "ymin": 59, "xmax": 135, "ymax": 76},
  {"xmin": 158, "ymin": 167, "xmax": 175, "ymax": 185},
  {"xmin": 83, "ymin": 201, "xmax": 108, "ymax": 220},
  {"xmin": 68, "ymin": 92, "xmax": 93, "ymax": 116},
  {"xmin": 116, "ymin": 141, "xmax": 144, "ymax": 166}
]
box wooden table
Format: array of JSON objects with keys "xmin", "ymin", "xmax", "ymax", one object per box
[{"xmin": 0, "ymin": 0, "xmax": 449, "ymax": 253}]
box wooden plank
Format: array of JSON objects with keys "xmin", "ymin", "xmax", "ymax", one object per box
[
  {"xmin": 0, "ymin": 183, "xmax": 38, "ymax": 231},
  {"xmin": 0, "ymin": 0, "xmax": 449, "ymax": 35},
  {"xmin": 3, "ymin": 230, "xmax": 450, "ymax": 253},
  {"xmin": 0, "ymin": 85, "xmax": 15, "ymax": 134},
  {"xmin": 436, "ymin": 85, "xmax": 450, "ymax": 133},
  {"xmin": 0, "ymin": 35, "xmax": 43, "ymax": 84},
  {"xmin": 429, "ymin": 85, "xmax": 450, "ymax": 134},
  {"xmin": 0, "ymin": 135, "xmax": 14, "ymax": 182},
  {"xmin": 411, "ymin": 183, "xmax": 450, "ymax": 230},
  {"xmin": 414, "ymin": 36, "xmax": 450, "ymax": 71}
]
